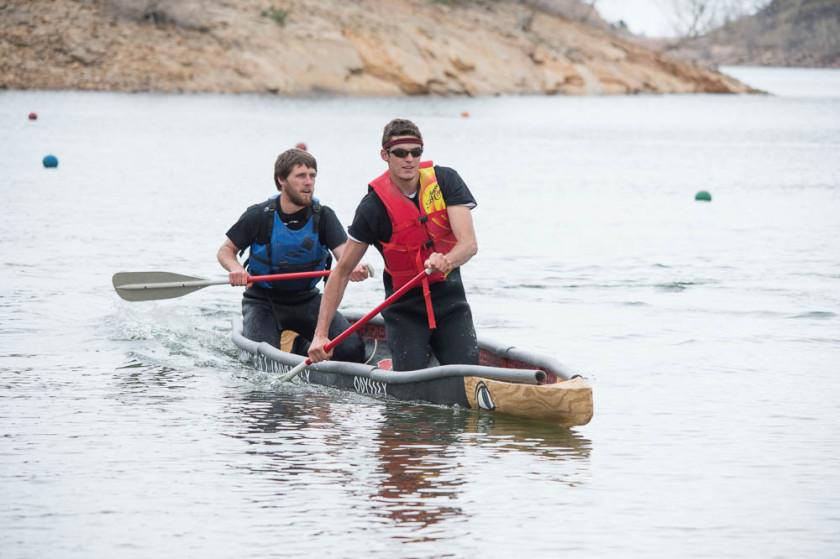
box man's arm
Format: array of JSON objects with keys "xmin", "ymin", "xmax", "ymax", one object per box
[
  {"xmin": 425, "ymin": 205, "xmax": 478, "ymax": 275},
  {"xmin": 217, "ymin": 238, "xmax": 250, "ymax": 286},
  {"xmin": 309, "ymin": 239, "xmax": 369, "ymax": 362},
  {"xmin": 331, "ymin": 242, "xmax": 372, "ymax": 282}
]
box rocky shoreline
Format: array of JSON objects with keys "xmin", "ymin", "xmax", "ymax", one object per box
[{"xmin": 1, "ymin": 0, "xmax": 758, "ymax": 96}]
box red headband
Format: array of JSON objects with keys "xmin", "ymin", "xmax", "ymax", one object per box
[{"xmin": 382, "ymin": 137, "xmax": 423, "ymax": 150}]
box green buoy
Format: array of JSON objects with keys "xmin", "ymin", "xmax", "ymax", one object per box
[{"xmin": 695, "ymin": 190, "xmax": 711, "ymax": 202}]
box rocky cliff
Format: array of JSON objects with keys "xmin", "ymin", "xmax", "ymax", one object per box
[{"xmin": 0, "ymin": 0, "xmax": 756, "ymax": 95}]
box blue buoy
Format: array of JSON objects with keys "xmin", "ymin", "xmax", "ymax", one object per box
[
  {"xmin": 43, "ymin": 155, "xmax": 58, "ymax": 168},
  {"xmin": 695, "ymin": 190, "xmax": 711, "ymax": 202}
]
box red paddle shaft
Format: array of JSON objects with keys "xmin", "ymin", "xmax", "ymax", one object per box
[
  {"xmin": 278, "ymin": 269, "xmax": 430, "ymax": 381},
  {"xmin": 247, "ymin": 270, "xmax": 330, "ymax": 283}
]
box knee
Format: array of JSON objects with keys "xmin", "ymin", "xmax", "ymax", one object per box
[{"xmin": 333, "ymin": 334, "xmax": 365, "ymax": 363}]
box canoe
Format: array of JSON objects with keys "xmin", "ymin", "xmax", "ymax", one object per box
[{"xmin": 231, "ymin": 312, "xmax": 594, "ymax": 427}]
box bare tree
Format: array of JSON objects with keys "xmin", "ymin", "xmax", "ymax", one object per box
[{"xmin": 659, "ymin": 0, "xmax": 771, "ymax": 39}]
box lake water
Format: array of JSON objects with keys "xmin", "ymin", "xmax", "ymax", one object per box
[{"xmin": 2, "ymin": 67, "xmax": 839, "ymax": 558}]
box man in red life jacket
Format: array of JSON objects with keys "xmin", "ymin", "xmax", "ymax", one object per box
[{"xmin": 308, "ymin": 119, "xmax": 480, "ymax": 371}]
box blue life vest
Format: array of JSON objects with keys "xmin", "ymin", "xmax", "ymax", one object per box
[{"xmin": 246, "ymin": 195, "xmax": 330, "ymax": 291}]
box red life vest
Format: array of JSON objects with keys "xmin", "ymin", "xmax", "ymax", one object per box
[{"xmin": 369, "ymin": 161, "xmax": 458, "ymax": 328}]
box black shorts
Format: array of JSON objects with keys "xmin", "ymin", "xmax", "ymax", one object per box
[
  {"xmin": 382, "ymin": 276, "xmax": 479, "ymax": 371},
  {"xmin": 241, "ymin": 292, "xmax": 365, "ymax": 363}
]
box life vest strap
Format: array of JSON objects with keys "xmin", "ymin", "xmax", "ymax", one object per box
[
  {"xmin": 380, "ymin": 239, "xmax": 416, "ymax": 254},
  {"xmin": 383, "ymin": 259, "xmax": 437, "ymax": 330},
  {"xmin": 391, "ymin": 219, "xmax": 415, "ymax": 234},
  {"xmin": 414, "ymin": 252, "xmax": 436, "ymax": 329},
  {"xmin": 384, "ymin": 265, "xmax": 417, "ymax": 280},
  {"xmin": 422, "ymin": 276, "xmax": 436, "ymax": 329}
]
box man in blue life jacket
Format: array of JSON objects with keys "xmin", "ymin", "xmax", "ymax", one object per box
[{"xmin": 217, "ymin": 148, "xmax": 371, "ymax": 361}]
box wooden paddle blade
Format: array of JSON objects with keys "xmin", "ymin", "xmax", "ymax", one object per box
[{"xmin": 112, "ymin": 271, "xmax": 220, "ymax": 302}]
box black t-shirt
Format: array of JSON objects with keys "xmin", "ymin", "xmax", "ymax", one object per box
[
  {"xmin": 347, "ymin": 165, "xmax": 477, "ymax": 293},
  {"xmin": 225, "ymin": 198, "xmax": 348, "ymax": 302}
]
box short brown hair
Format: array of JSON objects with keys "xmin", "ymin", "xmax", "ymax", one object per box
[
  {"xmin": 381, "ymin": 118, "xmax": 423, "ymax": 146},
  {"xmin": 274, "ymin": 148, "xmax": 317, "ymax": 191}
]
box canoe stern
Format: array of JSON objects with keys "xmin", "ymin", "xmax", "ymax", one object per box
[{"xmin": 464, "ymin": 376, "xmax": 594, "ymax": 427}]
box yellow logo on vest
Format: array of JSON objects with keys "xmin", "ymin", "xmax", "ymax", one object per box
[{"xmin": 420, "ymin": 167, "xmax": 446, "ymax": 214}]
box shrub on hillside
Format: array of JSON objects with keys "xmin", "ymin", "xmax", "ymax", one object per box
[{"xmin": 102, "ymin": 0, "xmax": 209, "ymax": 31}]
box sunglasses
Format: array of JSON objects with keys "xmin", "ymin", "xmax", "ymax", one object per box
[{"xmin": 387, "ymin": 147, "xmax": 424, "ymax": 158}]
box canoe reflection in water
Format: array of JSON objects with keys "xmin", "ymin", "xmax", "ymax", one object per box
[{"xmin": 226, "ymin": 389, "xmax": 592, "ymax": 532}]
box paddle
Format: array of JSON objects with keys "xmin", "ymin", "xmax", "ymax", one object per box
[
  {"xmin": 277, "ymin": 268, "xmax": 431, "ymax": 382},
  {"xmin": 113, "ymin": 269, "xmax": 361, "ymax": 302}
]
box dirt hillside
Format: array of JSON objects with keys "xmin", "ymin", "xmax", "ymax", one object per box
[{"xmin": 0, "ymin": 0, "xmax": 757, "ymax": 95}]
